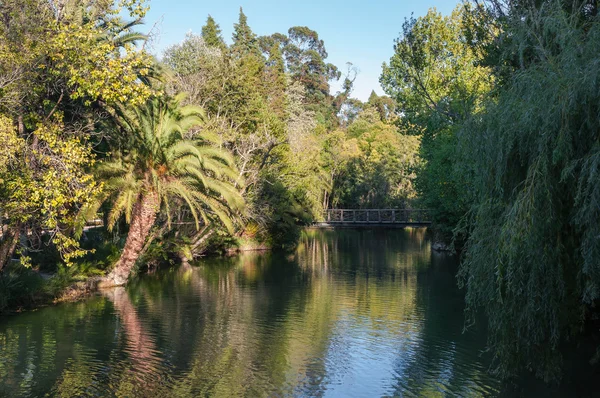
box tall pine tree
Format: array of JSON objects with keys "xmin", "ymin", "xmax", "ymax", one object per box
[
  {"xmin": 266, "ymin": 42, "xmax": 287, "ymax": 117},
  {"xmin": 231, "ymin": 7, "xmax": 259, "ymax": 58},
  {"xmin": 201, "ymin": 15, "xmax": 226, "ymax": 50}
]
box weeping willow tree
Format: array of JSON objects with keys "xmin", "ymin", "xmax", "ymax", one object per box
[{"xmin": 458, "ymin": 0, "xmax": 600, "ymax": 381}]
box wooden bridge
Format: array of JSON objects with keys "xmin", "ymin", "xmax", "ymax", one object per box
[{"xmin": 312, "ymin": 209, "xmax": 431, "ymax": 228}]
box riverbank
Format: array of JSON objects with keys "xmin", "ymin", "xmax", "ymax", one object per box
[
  {"xmin": 0, "ymin": 267, "xmax": 96, "ymax": 314},
  {"xmin": 226, "ymin": 236, "xmax": 271, "ymax": 254},
  {"xmin": 0, "ymin": 237, "xmax": 275, "ymax": 315}
]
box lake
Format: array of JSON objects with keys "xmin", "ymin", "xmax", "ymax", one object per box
[{"xmin": 0, "ymin": 228, "xmax": 575, "ymax": 397}]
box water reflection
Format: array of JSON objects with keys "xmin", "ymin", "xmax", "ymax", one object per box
[{"xmin": 1, "ymin": 228, "xmax": 501, "ymax": 397}]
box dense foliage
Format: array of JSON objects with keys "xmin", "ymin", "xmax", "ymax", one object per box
[
  {"xmin": 458, "ymin": 0, "xmax": 600, "ymax": 381},
  {"xmin": 381, "ymin": 3, "xmax": 494, "ymax": 240},
  {"xmin": 0, "ymin": 2, "xmax": 418, "ymax": 298},
  {"xmin": 3, "ymin": 0, "xmax": 599, "ymax": 386},
  {"xmin": 382, "ymin": 0, "xmax": 600, "ymax": 382},
  {"xmin": 163, "ymin": 9, "xmax": 420, "ymax": 248},
  {"xmin": 0, "ymin": 0, "xmax": 156, "ymax": 270}
]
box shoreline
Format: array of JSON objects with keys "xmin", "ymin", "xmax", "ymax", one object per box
[{"xmin": 0, "ymin": 243, "xmax": 276, "ymax": 316}]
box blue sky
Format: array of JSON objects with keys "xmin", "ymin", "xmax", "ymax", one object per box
[{"xmin": 144, "ymin": 0, "xmax": 459, "ymax": 101}]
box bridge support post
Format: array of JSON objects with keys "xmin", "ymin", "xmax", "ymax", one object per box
[{"xmin": 392, "ymin": 210, "xmax": 396, "ymax": 222}]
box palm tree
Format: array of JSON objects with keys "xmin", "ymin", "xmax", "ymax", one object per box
[{"xmin": 88, "ymin": 96, "xmax": 243, "ymax": 286}]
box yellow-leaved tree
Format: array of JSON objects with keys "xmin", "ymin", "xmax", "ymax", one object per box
[{"xmin": 0, "ymin": 0, "xmax": 157, "ymax": 270}]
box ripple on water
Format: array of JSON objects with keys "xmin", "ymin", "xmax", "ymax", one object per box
[{"xmin": 0, "ymin": 229, "xmax": 508, "ymax": 397}]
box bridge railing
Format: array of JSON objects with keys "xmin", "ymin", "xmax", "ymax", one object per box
[{"xmin": 321, "ymin": 209, "xmax": 430, "ymax": 224}]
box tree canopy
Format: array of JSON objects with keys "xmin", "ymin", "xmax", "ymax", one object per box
[
  {"xmin": 381, "ymin": 0, "xmax": 600, "ymax": 381},
  {"xmin": 202, "ymin": 15, "xmax": 226, "ymax": 49}
]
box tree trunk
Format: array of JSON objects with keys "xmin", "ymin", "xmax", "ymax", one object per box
[
  {"xmin": 0, "ymin": 226, "xmax": 20, "ymax": 272},
  {"xmin": 101, "ymin": 192, "xmax": 158, "ymax": 287},
  {"xmin": 178, "ymin": 227, "xmax": 213, "ymax": 268}
]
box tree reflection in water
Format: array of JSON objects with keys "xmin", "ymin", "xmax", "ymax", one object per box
[{"xmin": 0, "ymin": 228, "xmax": 503, "ymax": 397}]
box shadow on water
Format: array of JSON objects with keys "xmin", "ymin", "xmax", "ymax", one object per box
[{"xmin": 0, "ymin": 228, "xmax": 586, "ymax": 397}]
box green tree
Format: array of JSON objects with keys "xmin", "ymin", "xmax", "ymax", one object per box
[
  {"xmin": 380, "ymin": 4, "xmax": 493, "ymax": 240},
  {"xmin": 265, "ymin": 42, "xmax": 287, "ymax": 117},
  {"xmin": 202, "ymin": 15, "xmax": 226, "ymax": 50},
  {"xmin": 329, "ymin": 108, "xmax": 420, "ymax": 209},
  {"xmin": 164, "ymin": 13, "xmax": 385, "ymax": 248},
  {"xmin": 231, "ymin": 7, "xmax": 260, "ymax": 58},
  {"xmin": 91, "ymin": 96, "xmax": 243, "ymax": 286},
  {"xmin": 381, "ymin": 5, "xmax": 491, "ymax": 127},
  {"xmin": 367, "ymin": 91, "xmax": 396, "ymax": 123},
  {"xmin": 458, "ymin": 0, "xmax": 600, "ymax": 381},
  {"xmin": 0, "ymin": 0, "xmax": 155, "ymax": 269},
  {"xmin": 283, "ymin": 26, "xmax": 341, "ymax": 128},
  {"xmin": 164, "ymin": 26, "xmax": 294, "ymax": 246}
]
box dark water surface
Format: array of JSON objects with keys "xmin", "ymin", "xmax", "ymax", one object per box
[{"xmin": 0, "ymin": 229, "xmax": 578, "ymax": 397}]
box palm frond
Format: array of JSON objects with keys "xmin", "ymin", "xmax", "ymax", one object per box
[{"xmin": 97, "ymin": 94, "xmax": 244, "ymax": 234}]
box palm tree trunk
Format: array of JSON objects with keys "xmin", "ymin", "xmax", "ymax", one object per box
[
  {"xmin": 178, "ymin": 227, "xmax": 214, "ymax": 267},
  {"xmin": 0, "ymin": 226, "xmax": 20, "ymax": 272},
  {"xmin": 102, "ymin": 192, "xmax": 158, "ymax": 287}
]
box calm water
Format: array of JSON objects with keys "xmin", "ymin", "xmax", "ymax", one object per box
[{"xmin": 0, "ymin": 229, "xmax": 576, "ymax": 397}]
